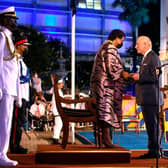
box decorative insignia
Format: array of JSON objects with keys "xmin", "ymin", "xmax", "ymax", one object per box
[{"xmin": 2, "ymin": 32, "xmax": 17, "ymax": 61}]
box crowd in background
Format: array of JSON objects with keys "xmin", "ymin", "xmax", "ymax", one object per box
[{"xmin": 27, "ymin": 72, "xmax": 87, "ymax": 144}]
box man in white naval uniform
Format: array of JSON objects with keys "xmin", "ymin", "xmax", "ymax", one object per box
[{"xmin": 0, "ymin": 6, "xmax": 21, "ymax": 166}]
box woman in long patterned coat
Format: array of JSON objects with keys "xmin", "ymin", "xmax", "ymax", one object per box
[{"xmin": 90, "ymin": 29, "xmax": 130, "ymax": 148}]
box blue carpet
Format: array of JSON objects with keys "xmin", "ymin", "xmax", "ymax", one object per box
[{"xmin": 77, "ymin": 130, "xmax": 168, "ymax": 150}]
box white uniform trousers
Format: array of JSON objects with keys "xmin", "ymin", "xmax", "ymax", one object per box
[
  {"xmin": 53, "ymin": 116, "xmax": 63, "ymax": 139},
  {"xmin": 0, "ymin": 94, "xmax": 14, "ymax": 158}
]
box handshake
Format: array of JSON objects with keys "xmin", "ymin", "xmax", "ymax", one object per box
[{"xmin": 121, "ymin": 71, "xmax": 139, "ymax": 81}]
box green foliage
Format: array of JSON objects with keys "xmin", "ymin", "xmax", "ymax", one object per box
[
  {"xmin": 13, "ymin": 25, "xmax": 51, "ymax": 74},
  {"xmin": 13, "ymin": 25, "xmax": 70, "ymax": 74},
  {"xmin": 112, "ymin": 0, "xmax": 158, "ymax": 29}
]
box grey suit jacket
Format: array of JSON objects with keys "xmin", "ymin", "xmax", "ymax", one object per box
[{"xmin": 136, "ymin": 50, "xmax": 163, "ymax": 106}]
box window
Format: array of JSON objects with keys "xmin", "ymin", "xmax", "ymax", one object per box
[{"xmin": 78, "ymin": 0, "xmax": 101, "ymax": 10}]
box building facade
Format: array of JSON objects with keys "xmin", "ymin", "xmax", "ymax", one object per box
[{"xmin": 0, "ymin": 0, "xmax": 133, "ymax": 62}]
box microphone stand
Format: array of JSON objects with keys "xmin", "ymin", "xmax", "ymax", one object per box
[
  {"xmin": 156, "ymin": 71, "xmax": 160, "ymax": 168},
  {"xmin": 156, "ymin": 63, "xmax": 168, "ymax": 168}
]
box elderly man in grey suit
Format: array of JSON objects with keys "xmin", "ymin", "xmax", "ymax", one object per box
[
  {"xmin": 132, "ymin": 36, "xmax": 163, "ymax": 159},
  {"xmin": 0, "ymin": 6, "xmax": 21, "ymax": 166}
]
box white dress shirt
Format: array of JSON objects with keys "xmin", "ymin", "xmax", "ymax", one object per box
[{"xmin": 30, "ymin": 103, "xmax": 45, "ymax": 118}]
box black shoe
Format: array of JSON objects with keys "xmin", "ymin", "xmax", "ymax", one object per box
[
  {"xmin": 138, "ymin": 152, "xmax": 158, "ymax": 159},
  {"xmin": 11, "ymin": 146, "xmax": 28, "ymax": 154},
  {"xmin": 52, "ymin": 139, "xmax": 60, "ymax": 145},
  {"xmin": 103, "ymin": 144, "xmax": 116, "ymax": 148}
]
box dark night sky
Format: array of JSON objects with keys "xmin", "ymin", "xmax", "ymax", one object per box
[{"xmin": 138, "ymin": 1, "xmax": 160, "ymax": 53}]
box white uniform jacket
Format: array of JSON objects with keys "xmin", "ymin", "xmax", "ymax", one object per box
[
  {"xmin": 18, "ymin": 56, "xmax": 30, "ymax": 102},
  {"xmin": 0, "ymin": 26, "xmax": 21, "ymax": 101}
]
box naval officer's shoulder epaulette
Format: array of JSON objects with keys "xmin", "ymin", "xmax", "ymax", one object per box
[{"xmin": 2, "ymin": 32, "xmax": 16, "ymax": 61}]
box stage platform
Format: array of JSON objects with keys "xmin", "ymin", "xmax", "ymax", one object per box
[
  {"xmin": 5, "ymin": 131, "xmax": 168, "ymax": 167},
  {"xmin": 35, "ymin": 144, "xmax": 131, "ymax": 165},
  {"xmin": 7, "ymin": 150, "xmax": 168, "ymax": 167}
]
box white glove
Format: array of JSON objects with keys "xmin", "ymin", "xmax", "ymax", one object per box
[
  {"xmin": 0, "ymin": 89, "xmax": 3, "ymax": 101},
  {"xmin": 15, "ymin": 99, "xmax": 22, "ymax": 108}
]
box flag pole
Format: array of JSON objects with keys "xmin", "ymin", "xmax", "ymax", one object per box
[{"xmin": 71, "ymin": 0, "xmax": 77, "ymax": 144}]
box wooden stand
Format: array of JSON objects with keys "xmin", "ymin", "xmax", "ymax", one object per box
[{"xmin": 35, "ymin": 144, "xmax": 131, "ymax": 164}]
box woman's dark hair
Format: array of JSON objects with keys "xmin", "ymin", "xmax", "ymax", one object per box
[
  {"xmin": 0, "ymin": 15, "xmax": 5, "ymax": 25},
  {"xmin": 108, "ymin": 29, "xmax": 125, "ymax": 41}
]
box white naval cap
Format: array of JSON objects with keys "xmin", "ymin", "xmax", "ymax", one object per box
[
  {"xmin": 57, "ymin": 79, "xmax": 64, "ymax": 84},
  {"xmin": 0, "ymin": 6, "xmax": 18, "ymax": 19}
]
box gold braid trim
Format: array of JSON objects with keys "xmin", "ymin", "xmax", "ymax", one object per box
[
  {"xmin": 106, "ymin": 40, "xmax": 113, "ymax": 45},
  {"xmin": 3, "ymin": 32, "xmax": 16, "ymax": 61}
]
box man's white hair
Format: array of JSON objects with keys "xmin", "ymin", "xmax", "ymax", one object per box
[{"xmin": 138, "ymin": 36, "xmax": 152, "ymax": 48}]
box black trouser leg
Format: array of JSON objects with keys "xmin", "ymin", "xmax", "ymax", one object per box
[{"xmin": 10, "ymin": 99, "xmax": 27, "ymax": 151}]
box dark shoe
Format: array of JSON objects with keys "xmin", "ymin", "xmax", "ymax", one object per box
[
  {"xmin": 10, "ymin": 146, "xmax": 28, "ymax": 154},
  {"xmin": 52, "ymin": 138, "xmax": 60, "ymax": 145},
  {"xmin": 102, "ymin": 135, "xmax": 115, "ymax": 148},
  {"xmin": 138, "ymin": 152, "xmax": 158, "ymax": 159},
  {"xmin": 103, "ymin": 143, "xmax": 116, "ymax": 148},
  {"xmin": 101, "ymin": 122, "xmax": 114, "ymax": 148}
]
